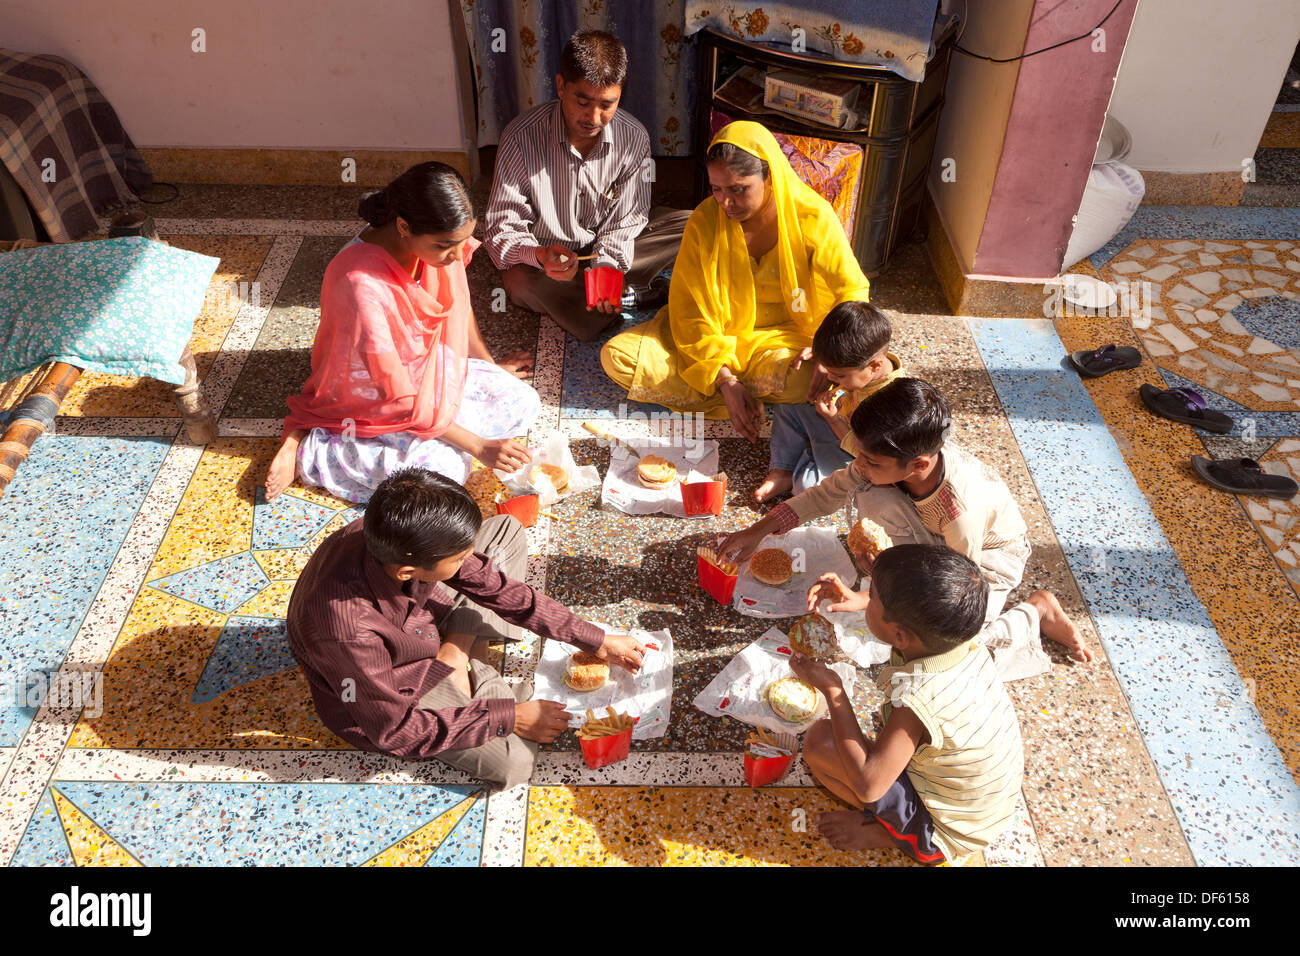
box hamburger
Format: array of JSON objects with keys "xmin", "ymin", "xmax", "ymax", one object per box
[
  {"xmin": 635, "ymin": 454, "xmax": 678, "ymax": 490},
  {"xmin": 530, "ymin": 463, "xmax": 570, "ymax": 494},
  {"xmin": 563, "ymin": 651, "xmax": 609, "ymax": 692},
  {"xmin": 847, "ymin": 517, "xmax": 891, "ymax": 566},
  {"xmin": 767, "ymin": 677, "xmax": 821, "ymax": 724},
  {"xmin": 749, "ymin": 548, "xmax": 793, "ymax": 587},
  {"xmin": 788, "ymin": 612, "xmax": 839, "ymax": 660}
]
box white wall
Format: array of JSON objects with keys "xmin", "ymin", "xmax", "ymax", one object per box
[
  {"xmin": 0, "ymin": 0, "xmax": 467, "ymax": 151},
  {"xmin": 1107, "ymin": 0, "xmax": 1300, "ymax": 172}
]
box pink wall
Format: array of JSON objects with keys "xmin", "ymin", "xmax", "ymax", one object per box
[
  {"xmin": 971, "ymin": 0, "xmax": 1138, "ymax": 278},
  {"xmin": 0, "ymin": 0, "xmax": 468, "ymax": 150}
]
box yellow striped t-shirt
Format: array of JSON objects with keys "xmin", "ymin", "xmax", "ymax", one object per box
[{"xmin": 877, "ymin": 639, "xmax": 1024, "ymax": 863}]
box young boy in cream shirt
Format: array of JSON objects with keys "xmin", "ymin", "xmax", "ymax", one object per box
[
  {"xmin": 791, "ymin": 544, "xmax": 1085, "ymax": 863},
  {"xmin": 722, "ymin": 376, "xmax": 1093, "ymax": 665}
]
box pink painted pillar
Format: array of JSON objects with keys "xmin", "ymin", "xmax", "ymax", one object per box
[{"xmin": 972, "ymin": 0, "xmax": 1138, "ymax": 278}]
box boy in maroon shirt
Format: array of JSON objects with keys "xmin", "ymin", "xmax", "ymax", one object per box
[{"xmin": 286, "ymin": 468, "xmax": 643, "ymax": 787}]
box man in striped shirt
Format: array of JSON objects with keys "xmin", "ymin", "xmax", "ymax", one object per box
[
  {"xmin": 286, "ymin": 468, "xmax": 645, "ymax": 788},
  {"xmin": 793, "ymin": 544, "xmax": 1081, "ymax": 864},
  {"xmin": 485, "ymin": 29, "xmax": 689, "ymax": 341}
]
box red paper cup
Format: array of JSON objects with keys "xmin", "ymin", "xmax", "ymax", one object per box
[
  {"xmin": 578, "ymin": 722, "xmax": 635, "ymax": 770},
  {"xmin": 743, "ymin": 752, "xmax": 797, "ymax": 787},
  {"xmin": 496, "ymin": 494, "xmax": 539, "ymax": 528},
  {"xmin": 584, "ymin": 266, "xmax": 624, "ymax": 309},
  {"xmin": 681, "ymin": 477, "xmax": 727, "ymax": 517},
  {"xmin": 697, "ymin": 552, "xmax": 739, "ymax": 604}
]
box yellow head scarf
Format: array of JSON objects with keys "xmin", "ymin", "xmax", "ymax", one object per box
[{"xmin": 666, "ymin": 121, "xmax": 870, "ymax": 396}]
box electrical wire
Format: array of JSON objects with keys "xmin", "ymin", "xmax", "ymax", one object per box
[{"xmin": 954, "ymin": 0, "xmax": 1125, "ymax": 64}]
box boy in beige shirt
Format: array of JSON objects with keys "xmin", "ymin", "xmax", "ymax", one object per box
[
  {"xmin": 756, "ymin": 301, "xmax": 905, "ymax": 503},
  {"xmin": 792, "ymin": 544, "xmax": 1083, "ymax": 863},
  {"xmin": 720, "ymin": 377, "xmax": 1092, "ymax": 662}
]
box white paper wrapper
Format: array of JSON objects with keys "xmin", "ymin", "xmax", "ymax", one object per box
[
  {"xmin": 532, "ymin": 624, "xmax": 673, "ymax": 739},
  {"xmin": 496, "ymin": 432, "xmax": 601, "ymax": 506},
  {"xmin": 732, "ymin": 526, "xmax": 858, "ymax": 619},
  {"xmin": 692, "ymin": 627, "xmax": 857, "ymax": 735},
  {"xmin": 600, "ymin": 437, "xmax": 720, "ymax": 517},
  {"xmin": 819, "ymin": 604, "xmax": 894, "ymax": 667}
]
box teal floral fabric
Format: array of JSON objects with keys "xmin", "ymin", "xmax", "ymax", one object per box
[{"xmin": 0, "ymin": 237, "xmax": 219, "ymax": 386}]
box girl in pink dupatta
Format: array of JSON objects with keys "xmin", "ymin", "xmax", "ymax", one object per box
[{"xmin": 265, "ymin": 162, "xmax": 540, "ymax": 502}]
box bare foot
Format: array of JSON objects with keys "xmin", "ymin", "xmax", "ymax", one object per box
[
  {"xmin": 1028, "ymin": 589, "xmax": 1094, "ymax": 662},
  {"xmin": 817, "ymin": 811, "xmax": 896, "ymax": 851},
  {"xmin": 498, "ymin": 349, "xmax": 534, "ymax": 379},
  {"xmin": 754, "ymin": 468, "xmax": 794, "ymax": 503},
  {"xmin": 264, "ymin": 435, "xmax": 302, "ymax": 501}
]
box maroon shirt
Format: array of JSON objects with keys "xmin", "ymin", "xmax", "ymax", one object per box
[{"xmin": 286, "ymin": 518, "xmax": 603, "ymax": 757}]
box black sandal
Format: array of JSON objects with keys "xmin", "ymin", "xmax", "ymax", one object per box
[
  {"xmin": 1191, "ymin": 456, "xmax": 1298, "ymax": 499},
  {"xmin": 1138, "ymin": 384, "xmax": 1233, "ymax": 433},
  {"xmin": 1068, "ymin": 344, "xmax": 1142, "ymax": 378}
]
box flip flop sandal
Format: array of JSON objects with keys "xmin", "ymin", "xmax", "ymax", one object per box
[
  {"xmin": 1138, "ymin": 384, "xmax": 1233, "ymax": 433},
  {"xmin": 1191, "ymin": 456, "xmax": 1299, "ymax": 499},
  {"xmin": 1068, "ymin": 344, "xmax": 1142, "ymax": 378}
]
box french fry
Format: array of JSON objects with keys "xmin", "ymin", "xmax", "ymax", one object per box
[{"xmin": 576, "ymin": 706, "xmax": 634, "ymax": 738}]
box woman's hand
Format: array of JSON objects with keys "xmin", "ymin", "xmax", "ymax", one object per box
[
  {"xmin": 807, "ymin": 572, "xmax": 868, "ymax": 614},
  {"xmin": 477, "ymin": 437, "xmax": 532, "ymax": 473},
  {"xmin": 497, "ymin": 349, "xmax": 534, "ymax": 379},
  {"xmin": 716, "ymin": 372, "xmax": 762, "ymax": 443}
]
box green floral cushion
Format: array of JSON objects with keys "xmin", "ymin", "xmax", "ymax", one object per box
[{"xmin": 0, "ymin": 237, "xmax": 220, "ymax": 386}]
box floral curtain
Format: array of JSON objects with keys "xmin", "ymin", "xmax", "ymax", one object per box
[{"xmin": 460, "ymin": 0, "xmax": 697, "ymax": 156}]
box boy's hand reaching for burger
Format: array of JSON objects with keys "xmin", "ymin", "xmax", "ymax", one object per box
[{"xmin": 595, "ymin": 630, "xmax": 645, "ymax": 674}]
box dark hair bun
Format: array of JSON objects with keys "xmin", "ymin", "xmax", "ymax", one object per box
[
  {"xmin": 358, "ymin": 189, "xmax": 391, "ymax": 227},
  {"xmin": 361, "ymin": 162, "xmax": 473, "ymax": 236}
]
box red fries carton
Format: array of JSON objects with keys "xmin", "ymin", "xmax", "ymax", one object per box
[
  {"xmin": 680, "ymin": 472, "xmax": 728, "ymax": 517},
  {"xmin": 584, "ymin": 265, "xmax": 624, "ymax": 309},
  {"xmin": 577, "ymin": 712, "xmax": 637, "ymax": 770},
  {"xmin": 496, "ymin": 493, "xmax": 540, "ymax": 528},
  {"xmin": 697, "ymin": 546, "xmax": 739, "ymax": 604},
  {"xmin": 742, "ymin": 730, "xmax": 798, "ymax": 787}
]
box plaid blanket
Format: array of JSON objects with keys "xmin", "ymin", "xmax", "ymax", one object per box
[{"xmin": 0, "ymin": 49, "xmax": 152, "ymax": 243}]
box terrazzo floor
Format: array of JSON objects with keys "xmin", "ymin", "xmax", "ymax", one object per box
[{"xmin": 2, "ymin": 193, "xmax": 1297, "ymax": 867}]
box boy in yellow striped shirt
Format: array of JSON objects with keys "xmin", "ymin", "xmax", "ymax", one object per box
[{"xmin": 792, "ymin": 544, "xmax": 1082, "ymax": 865}]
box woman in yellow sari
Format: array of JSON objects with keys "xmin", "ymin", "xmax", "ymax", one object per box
[{"xmin": 600, "ymin": 120, "xmax": 870, "ymax": 441}]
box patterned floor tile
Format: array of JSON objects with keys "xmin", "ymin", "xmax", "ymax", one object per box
[
  {"xmin": 192, "ymin": 616, "xmax": 297, "ymax": 704},
  {"xmin": 11, "ymin": 210, "xmax": 1273, "ymax": 869},
  {"xmin": 0, "ymin": 435, "xmax": 171, "ymax": 745},
  {"xmin": 524, "ymin": 786, "xmax": 929, "ymax": 867},
  {"xmin": 251, "ymin": 491, "xmax": 338, "ymax": 549},
  {"xmin": 981, "ymin": 318, "xmax": 1300, "ymax": 865},
  {"xmin": 13, "ymin": 781, "xmax": 483, "ymax": 866},
  {"xmin": 560, "ymin": 308, "xmax": 663, "ymax": 419},
  {"xmin": 148, "ymin": 552, "xmax": 271, "ymax": 615}
]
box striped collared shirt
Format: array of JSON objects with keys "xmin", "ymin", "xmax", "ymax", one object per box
[
  {"xmin": 286, "ymin": 518, "xmax": 603, "ymax": 757},
  {"xmin": 485, "ymin": 99, "xmax": 651, "ymax": 273},
  {"xmin": 878, "ymin": 638, "xmax": 1025, "ymax": 863}
]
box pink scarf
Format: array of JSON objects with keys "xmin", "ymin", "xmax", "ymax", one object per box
[{"xmin": 284, "ymin": 238, "xmax": 475, "ymax": 439}]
